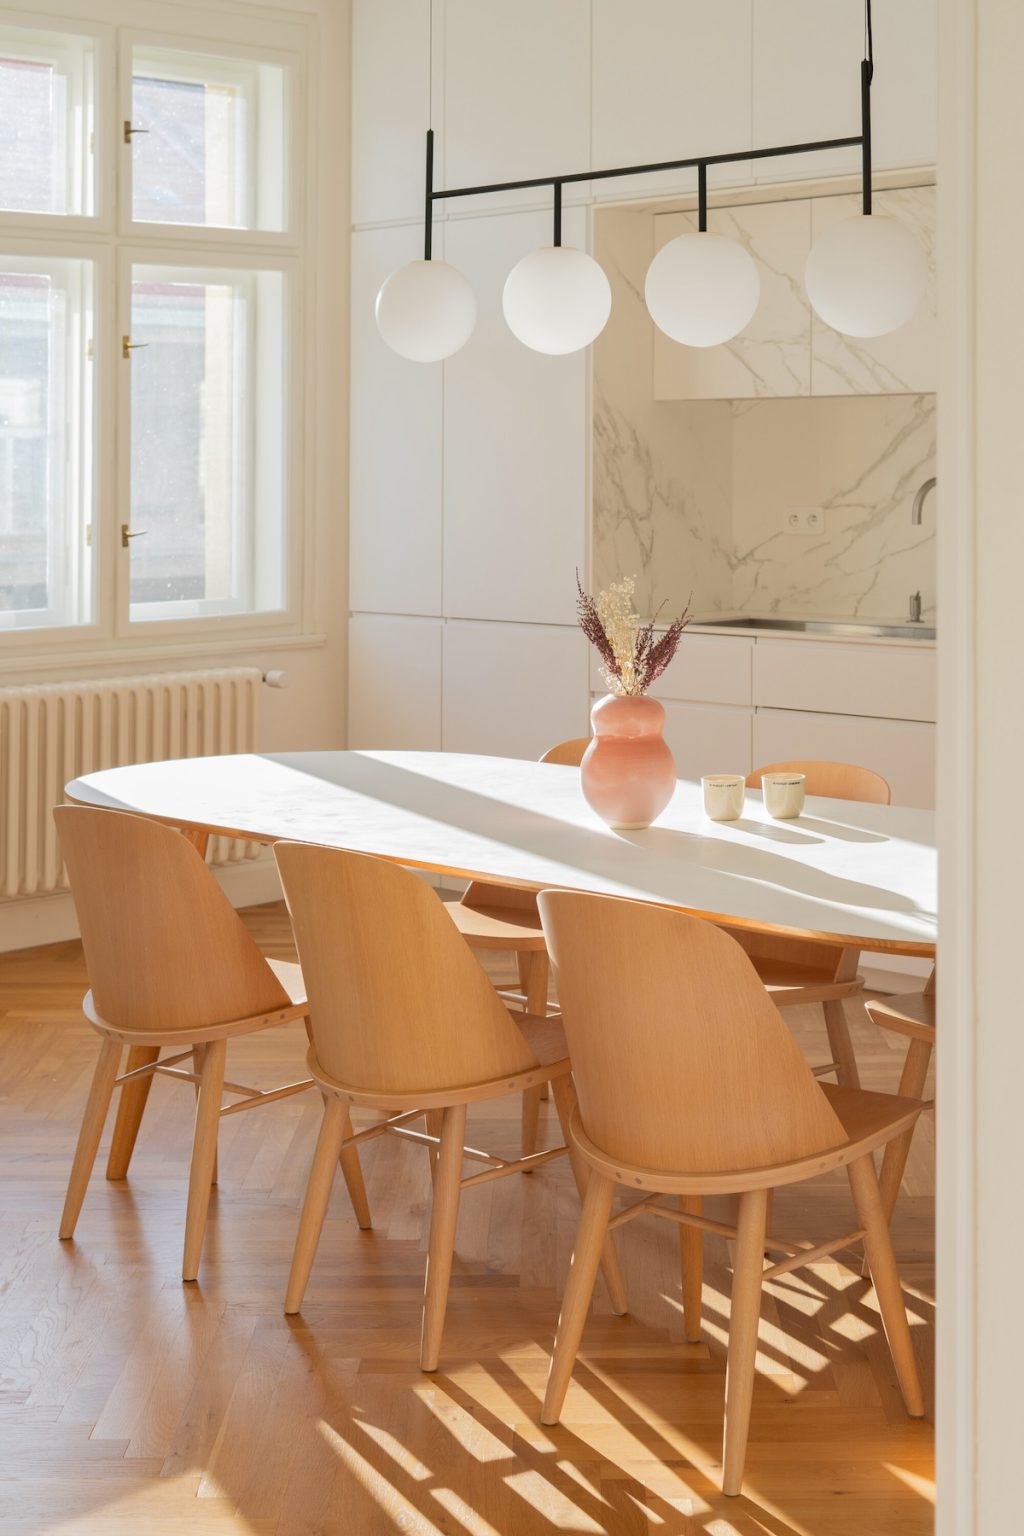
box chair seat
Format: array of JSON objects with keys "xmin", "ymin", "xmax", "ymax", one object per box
[
  {"xmin": 447, "ymin": 900, "xmax": 546, "ymax": 950},
  {"xmin": 267, "ymin": 958, "xmax": 308, "ymax": 1006},
  {"xmin": 819, "ymin": 1081, "xmax": 931, "ymax": 1144},
  {"xmin": 754, "ymin": 958, "xmax": 863, "ymax": 1007},
  {"xmin": 866, "ymin": 990, "xmax": 936, "ymax": 1042}
]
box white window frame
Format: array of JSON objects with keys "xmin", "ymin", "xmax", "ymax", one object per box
[
  {"xmin": 0, "ymin": 249, "xmax": 96, "ymax": 631},
  {"xmin": 0, "ymin": 0, "xmax": 314, "ymax": 667}
]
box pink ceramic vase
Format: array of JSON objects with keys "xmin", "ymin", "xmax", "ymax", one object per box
[{"xmin": 580, "ymin": 693, "xmax": 677, "ymax": 831}]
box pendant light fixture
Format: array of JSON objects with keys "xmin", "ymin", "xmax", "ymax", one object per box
[
  {"xmin": 501, "ymin": 185, "xmax": 612, "ymax": 355},
  {"xmin": 644, "ymin": 166, "xmax": 760, "ymax": 348},
  {"xmin": 375, "ymin": 0, "xmax": 922, "ymax": 362},
  {"xmin": 803, "ymin": 7, "xmax": 926, "ymax": 336}
]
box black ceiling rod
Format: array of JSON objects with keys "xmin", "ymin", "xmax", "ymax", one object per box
[
  {"xmin": 423, "ymin": 128, "xmax": 434, "ymax": 260},
  {"xmin": 553, "ymin": 180, "xmax": 562, "ymax": 247},
  {"xmin": 862, "ymin": 0, "xmax": 874, "ymax": 214},
  {"xmin": 698, "ymin": 163, "xmax": 708, "ymax": 232}
]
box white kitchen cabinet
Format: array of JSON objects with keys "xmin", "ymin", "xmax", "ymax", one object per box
[
  {"xmin": 653, "ymin": 201, "xmax": 812, "ymax": 401},
  {"xmin": 751, "ymin": 0, "xmax": 936, "ymax": 184},
  {"xmin": 349, "ymin": 615, "xmax": 442, "ymax": 750},
  {"xmin": 350, "ymin": 226, "xmax": 444, "ymax": 617},
  {"xmin": 752, "ymin": 707, "xmax": 934, "ymax": 809},
  {"xmin": 589, "ymin": 632, "xmax": 752, "ymax": 706},
  {"xmin": 811, "ymin": 186, "xmax": 937, "ymax": 396},
  {"xmin": 443, "ymin": 209, "xmax": 588, "ymax": 626},
  {"xmin": 591, "ymin": 0, "xmax": 752, "ymax": 203},
  {"xmin": 443, "ymin": 621, "xmax": 590, "ymax": 760},
  {"xmin": 661, "ymin": 701, "xmax": 752, "ymax": 782},
  {"xmin": 754, "ymin": 639, "xmax": 936, "ymax": 723},
  {"xmin": 351, "ymin": 0, "xmax": 434, "ymax": 225},
  {"xmin": 443, "ymin": 0, "xmax": 591, "ymax": 214}
]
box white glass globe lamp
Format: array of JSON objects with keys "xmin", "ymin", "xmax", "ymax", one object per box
[
  {"xmin": 502, "ymin": 246, "xmax": 612, "ymax": 354},
  {"xmin": 644, "ymin": 232, "xmax": 760, "ymax": 348},
  {"xmin": 375, "ymin": 259, "xmax": 477, "ymax": 362},
  {"xmin": 805, "ymin": 214, "xmax": 926, "ymax": 338}
]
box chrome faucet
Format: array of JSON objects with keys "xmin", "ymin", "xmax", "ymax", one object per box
[
  {"xmin": 912, "ymin": 476, "xmax": 936, "ymax": 525},
  {"xmin": 908, "ymin": 591, "xmax": 922, "ymax": 623}
]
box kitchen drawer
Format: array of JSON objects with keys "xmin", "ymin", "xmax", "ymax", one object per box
[
  {"xmin": 753, "ymin": 708, "xmax": 935, "ymax": 808},
  {"xmin": 662, "ymin": 701, "xmax": 753, "ymax": 782},
  {"xmin": 753, "ymin": 639, "xmax": 936, "ymax": 723},
  {"xmin": 589, "ymin": 632, "xmax": 752, "ymax": 706}
]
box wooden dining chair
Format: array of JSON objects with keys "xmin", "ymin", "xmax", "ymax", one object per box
[
  {"xmin": 537, "ymin": 889, "xmax": 927, "ymax": 1498},
  {"xmin": 866, "ymin": 967, "xmax": 936, "ymax": 1223},
  {"xmin": 54, "ymin": 805, "xmax": 370, "ymax": 1282},
  {"xmin": 728, "ymin": 758, "xmax": 894, "ymax": 1087},
  {"xmin": 274, "ymin": 841, "xmax": 626, "ymax": 1370},
  {"xmin": 447, "ymin": 737, "xmax": 590, "ymax": 1158}
]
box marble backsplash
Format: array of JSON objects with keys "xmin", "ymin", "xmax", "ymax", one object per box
[{"xmin": 592, "ymin": 205, "xmax": 937, "ymax": 622}]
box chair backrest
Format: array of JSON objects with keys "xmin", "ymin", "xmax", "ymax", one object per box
[
  {"xmin": 274, "ymin": 842, "xmax": 540, "ymax": 1094},
  {"xmin": 538, "ymin": 889, "xmax": 846, "ymax": 1177},
  {"xmin": 747, "ymin": 759, "xmax": 891, "ymax": 804},
  {"xmin": 462, "ymin": 737, "xmax": 589, "ymax": 913},
  {"xmin": 55, "ymin": 805, "xmax": 291, "ymax": 1034}
]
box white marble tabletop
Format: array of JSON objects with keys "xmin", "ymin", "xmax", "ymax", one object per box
[{"xmin": 66, "ymin": 751, "xmax": 936, "ymax": 955}]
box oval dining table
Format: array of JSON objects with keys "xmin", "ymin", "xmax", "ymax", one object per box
[{"xmin": 65, "ymin": 748, "xmax": 936, "ymax": 958}]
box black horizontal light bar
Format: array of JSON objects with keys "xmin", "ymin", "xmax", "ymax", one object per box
[{"xmin": 429, "ymin": 134, "xmax": 864, "ymax": 204}]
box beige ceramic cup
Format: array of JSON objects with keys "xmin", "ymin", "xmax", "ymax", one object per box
[
  {"xmin": 702, "ymin": 773, "xmax": 745, "ymax": 822},
  {"xmin": 761, "ymin": 770, "xmax": 806, "ymax": 819}
]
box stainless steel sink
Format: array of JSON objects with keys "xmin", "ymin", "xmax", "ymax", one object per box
[{"xmin": 695, "ymin": 616, "xmax": 936, "ymax": 641}]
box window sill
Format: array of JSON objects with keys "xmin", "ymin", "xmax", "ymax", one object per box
[{"xmin": 0, "ymin": 630, "xmax": 328, "ymax": 684}]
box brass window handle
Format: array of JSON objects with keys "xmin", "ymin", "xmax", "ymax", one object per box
[
  {"xmin": 121, "ymin": 524, "xmax": 147, "ymax": 547},
  {"xmin": 123, "ymin": 121, "xmax": 149, "ymax": 143},
  {"xmin": 122, "ymin": 336, "xmax": 147, "ymax": 359}
]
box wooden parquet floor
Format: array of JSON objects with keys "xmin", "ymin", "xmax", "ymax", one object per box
[{"xmin": 0, "ymin": 902, "xmax": 935, "ymax": 1536}]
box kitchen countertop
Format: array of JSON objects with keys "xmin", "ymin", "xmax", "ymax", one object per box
[{"xmin": 684, "ymin": 613, "xmax": 936, "ymax": 647}]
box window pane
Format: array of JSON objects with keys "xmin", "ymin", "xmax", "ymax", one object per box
[
  {"xmin": 0, "ymin": 258, "xmax": 94, "ymax": 628},
  {"xmin": 0, "ymin": 26, "xmax": 95, "ymax": 216},
  {"xmin": 129, "ymin": 265, "xmax": 286, "ymax": 622},
  {"xmin": 131, "ymin": 47, "xmax": 285, "ymax": 231}
]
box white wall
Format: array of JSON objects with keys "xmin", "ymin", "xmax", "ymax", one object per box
[
  {"xmin": 349, "ymin": 0, "xmax": 937, "ymax": 758},
  {"xmin": 937, "ymin": 1, "xmax": 1024, "ymax": 1530}
]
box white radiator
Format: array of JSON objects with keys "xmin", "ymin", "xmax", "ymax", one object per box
[{"xmin": 0, "ymin": 668, "xmax": 262, "ymax": 898}]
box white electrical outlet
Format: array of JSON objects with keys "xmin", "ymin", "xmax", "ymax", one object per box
[{"xmin": 784, "ymin": 507, "xmax": 824, "ymax": 535}]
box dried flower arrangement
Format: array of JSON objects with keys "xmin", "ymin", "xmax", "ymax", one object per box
[{"xmin": 576, "ymin": 573, "xmax": 690, "ymax": 698}]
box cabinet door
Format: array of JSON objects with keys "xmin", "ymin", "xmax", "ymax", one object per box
[
  {"xmin": 653, "ymin": 200, "xmax": 811, "ymax": 400},
  {"xmin": 811, "ymin": 186, "xmax": 937, "ymax": 396},
  {"xmin": 592, "ymin": 0, "xmax": 752, "ymax": 203},
  {"xmin": 752, "ymin": 708, "xmax": 935, "ymax": 808},
  {"xmin": 351, "ymin": 0, "xmax": 433, "ymax": 225},
  {"xmin": 661, "ymin": 701, "xmax": 753, "ymax": 782},
  {"xmin": 443, "ymin": 621, "xmax": 590, "ymax": 760},
  {"xmin": 350, "ymin": 226, "xmax": 443, "ymax": 617},
  {"xmin": 443, "ymin": 209, "xmax": 588, "ymax": 625},
  {"xmin": 349, "ymin": 615, "xmax": 442, "ymax": 750},
  {"xmin": 753, "ymin": 640, "xmax": 936, "ymax": 724}
]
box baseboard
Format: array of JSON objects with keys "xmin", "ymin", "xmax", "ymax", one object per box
[{"xmin": 0, "ymin": 856, "xmax": 283, "ymax": 955}]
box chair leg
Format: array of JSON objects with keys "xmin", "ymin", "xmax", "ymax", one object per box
[
  {"xmin": 425, "ymin": 1109, "xmax": 444, "ymax": 1187},
  {"xmin": 551, "ymin": 1074, "xmax": 628, "ymax": 1317},
  {"xmin": 722, "ymin": 1187, "xmax": 769, "ymax": 1498},
  {"xmin": 60, "ymin": 1036, "xmax": 122, "ymax": 1239},
  {"xmin": 679, "ymin": 1194, "xmax": 704, "ymax": 1344},
  {"xmin": 285, "ymin": 1095, "xmax": 347, "ymax": 1314},
  {"xmin": 877, "ymin": 1037, "xmax": 934, "ymax": 1224},
  {"xmin": 192, "ymin": 1046, "xmax": 218, "ymax": 1186},
  {"xmin": 822, "ymin": 998, "xmax": 861, "ymax": 1088},
  {"xmin": 847, "ymin": 1153, "xmax": 925, "ymax": 1418},
  {"xmin": 521, "ymin": 952, "xmax": 549, "ymax": 1162},
  {"xmin": 339, "ymin": 1104, "xmax": 372, "ymax": 1230},
  {"xmin": 541, "ymin": 1170, "xmax": 615, "ymax": 1425},
  {"xmin": 181, "ymin": 1039, "xmax": 226, "ymax": 1283},
  {"xmin": 420, "ymin": 1102, "xmax": 467, "ymax": 1372},
  {"xmin": 105, "ymin": 1044, "xmax": 160, "ymax": 1179}
]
